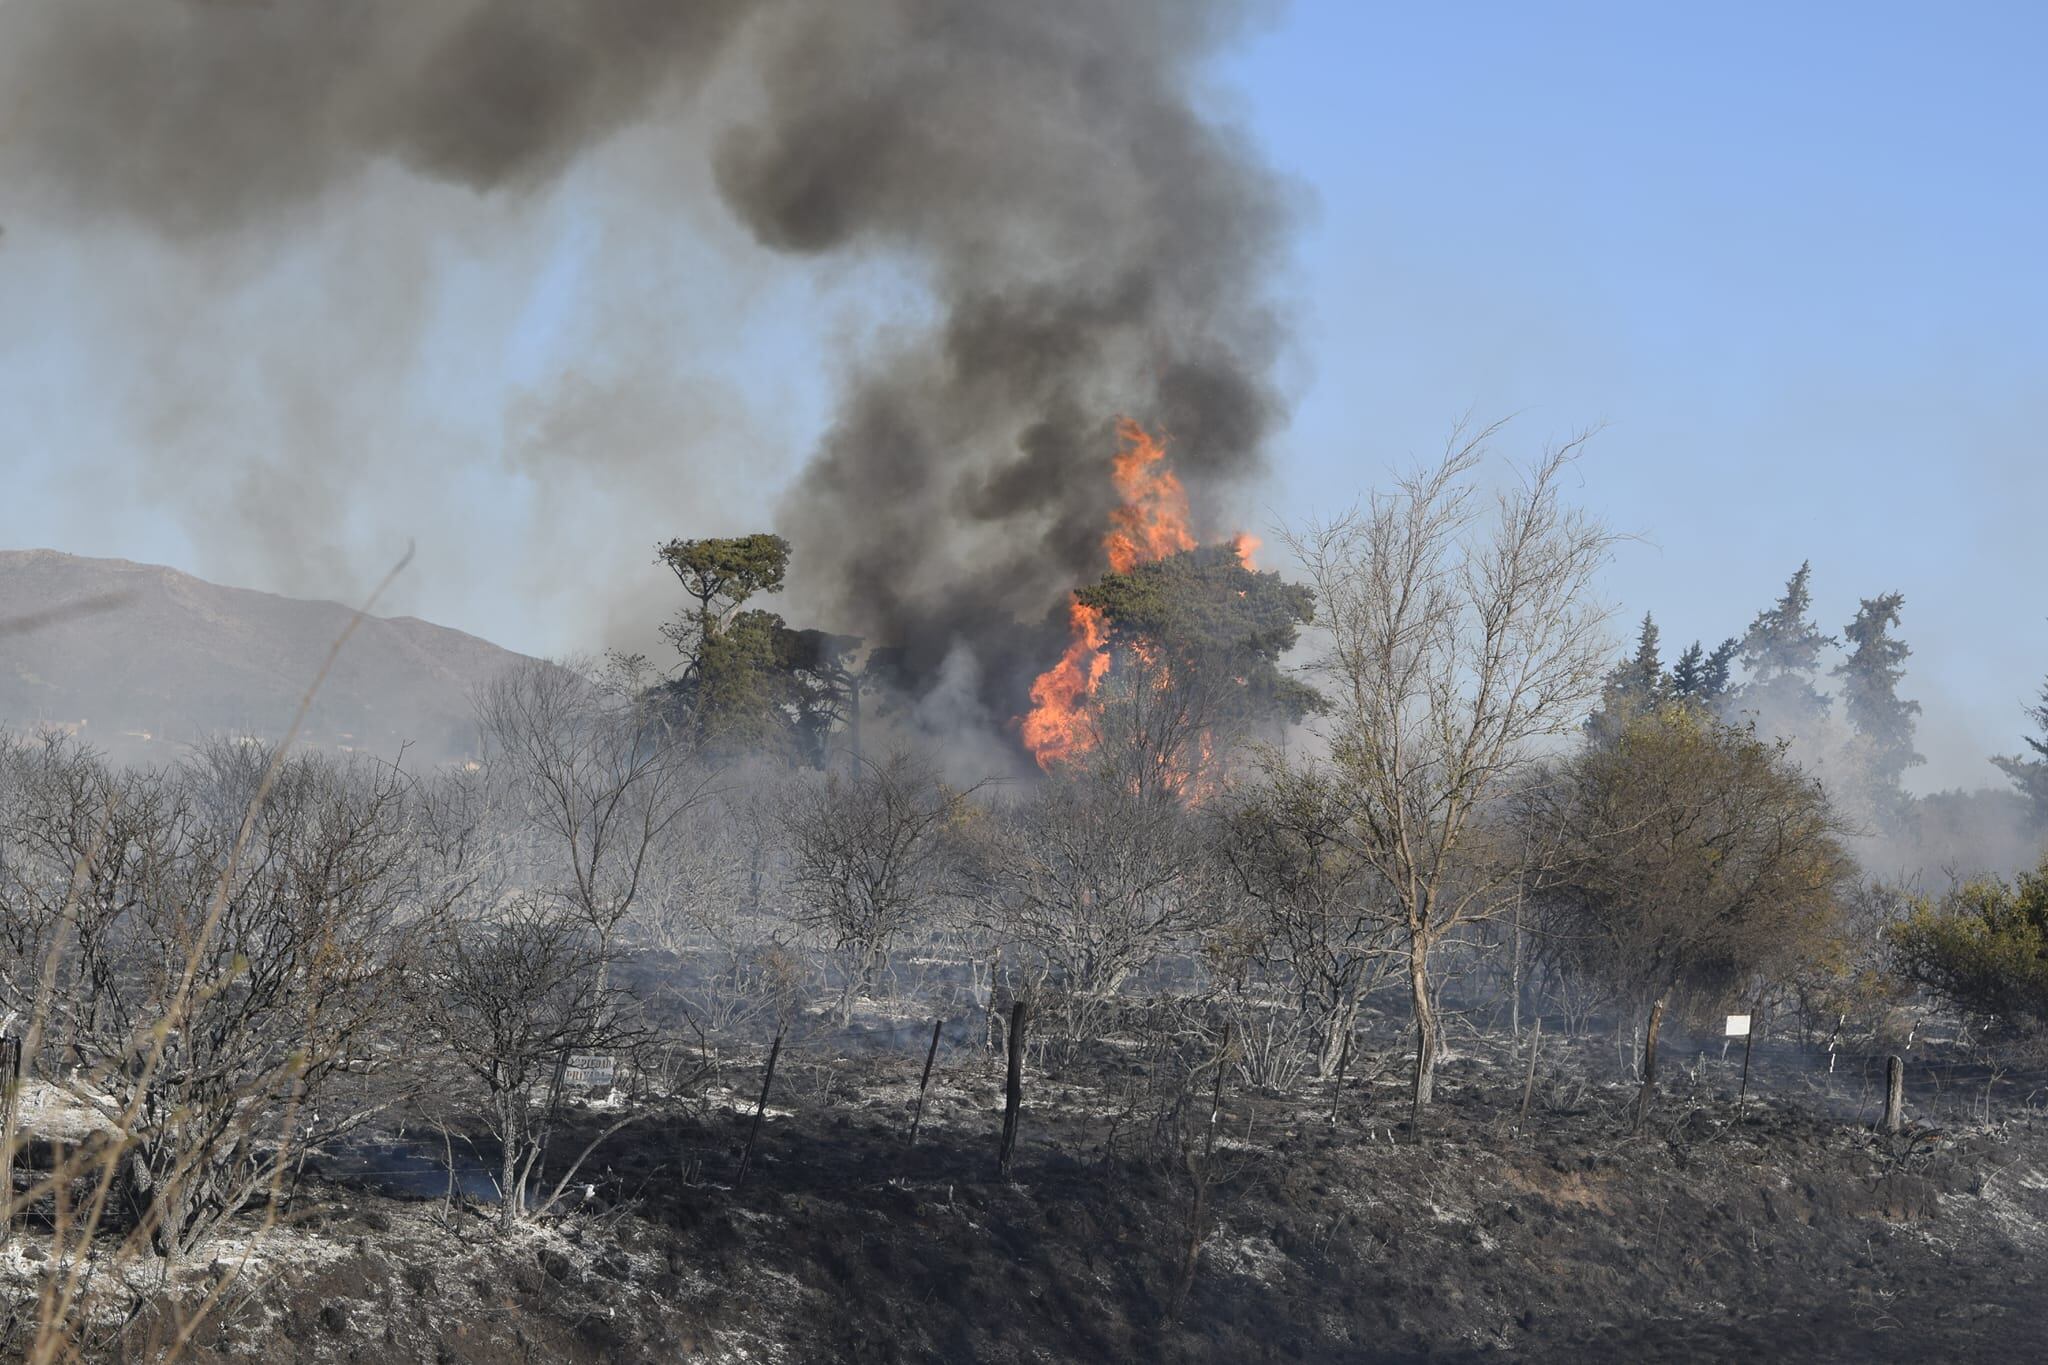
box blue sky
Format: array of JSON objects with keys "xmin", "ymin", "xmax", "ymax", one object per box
[
  {"xmin": 1, "ymin": 1, "xmax": 2042, "ymax": 789},
  {"xmin": 1227, "ymin": 2, "xmax": 2048, "ymax": 789}
]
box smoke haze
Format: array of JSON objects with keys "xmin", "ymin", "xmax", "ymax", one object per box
[{"xmin": 0, "ymin": 0, "xmax": 1294, "ymax": 720}]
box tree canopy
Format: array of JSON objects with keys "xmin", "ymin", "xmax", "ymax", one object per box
[
  {"xmin": 1737, "ymin": 561, "xmax": 1835, "ymax": 726},
  {"xmin": 1991, "ymin": 672, "xmax": 2048, "ymax": 830},
  {"xmin": 1834, "ymin": 592, "xmax": 1922, "ymax": 796},
  {"xmin": 1075, "ymin": 542, "xmax": 1322, "ymax": 740},
  {"xmin": 1889, "ymin": 854, "xmax": 2048, "ymax": 1029},
  {"xmin": 1533, "ymin": 704, "xmax": 1854, "ymax": 1018}
]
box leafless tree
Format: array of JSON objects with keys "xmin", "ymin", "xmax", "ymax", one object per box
[
  {"xmin": 987, "ymin": 773, "xmax": 1208, "ymax": 1045},
  {"xmin": 0, "ymin": 737, "xmax": 431, "ymax": 1259},
  {"xmin": 776, "ymin": 750, "xmax": 972, "ymax": 1026},
  {"xmin": 1286, "ymin": 422, "xmax": 1615, "ymax": 1119},
  {"xmin": 475, "ymin": 656, "xmax": 716, "ymax": 992},
  {"xmin": 1219, "ymin": 760, "xmax": 1402, "ymax": 1078},
  {"xmin": 413, "ymin": 894, "xmax": 646, "ymax": 1232},
  {"xmin": 634, "ymin": 778, "xmax": 799, "ymax": 1044}
]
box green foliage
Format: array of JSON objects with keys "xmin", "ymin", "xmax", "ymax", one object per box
[
  {"xmin": 1075, "ymin": 543, "xmax": 1323, "ymax": 735},
  {"xmin": 1991, "ymin": 673, "xmax": 2048, "ymax": 829},
  {"xmin": 1536, "ymin": 703, "xmax": 1855, "ymax": 1013},
  {"xmin": 1585, "ymin": 614, "xmax": 1671, "ymax": 744},
  {"xmin": 1737, "ymin": 561, "xmax": 1836, "ymax": 723},
  {"xmin": 656, "ymin": 533, "xmax": 790, "ymax": 629},
  {"xmin": 647, "ymin": 533, "xmax": 858, "ymax": 761},
  {"xmin": 1889, "ymin": 857, "xmax": 2048, "ymax": 1028},
  {"xmin": 1670, "ymin": 636, "xmax": 1738, "ymax": 704},
  {"xmin": 1833, "ymin": 592, "xmax": 1922, "ymax": 791},
  {"xmin": 691, "ymin": 608, "xmax": 799, "ymax": 754},
  {"xmin": 776, "ymin": 627, "xmax": 864, "ymax": 769}
]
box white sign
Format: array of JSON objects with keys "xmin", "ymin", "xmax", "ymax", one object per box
[
  {"xmin": 564, "ymin": 1054, "xmax": 616, "ymax": 1088},
  {"xmin": 1724, "ymin": 1015, "xmax": 1752, "ymax": 1038}
]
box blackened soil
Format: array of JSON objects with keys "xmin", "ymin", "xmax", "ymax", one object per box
[
  {"xmin": 68, "ymin": 1027, "xmax": 2048, "ymax": 1364},
  {"xmin": 564, "ymin": 1030, "xmax": 2048, "ymax": 1362}
]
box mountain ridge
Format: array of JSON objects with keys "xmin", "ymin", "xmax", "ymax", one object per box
[{"xmin": 0, "ymin": 548, "xmax": 529, "ymax": 767}]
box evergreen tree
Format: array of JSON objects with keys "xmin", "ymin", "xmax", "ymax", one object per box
[
  {"xmin": 1620, "ymin": 613, "xmax": 1665, "ymax": 700},
  {"xmin": 1992, "ymin": 672, "xmax": 2048, "ymax": 829},
  {"xmin": 1737, "ymin": 562, "xmax": 1835, "ymax": 727},
  {"xmin": 1077, "ymin": 542, "xmax": 1322, "ymax": 737},
  {"xmin": 1700, "ymin": 638, "xmax": 1739, "ymax": 700},
  {"xmin": 1670, "ymin": 635, "xmax": 1740, "ymax": 705},
  {"xmin": 1670, "ymin": 641, "xmax": 1706, "ymax": 698},
  {"xmin": 1833, "ymin": 592, "xmax": 1922, "ymax": 792},
  {"xmin": 650, "ymin": 534, "xmax": 809, "ymax": 756},
  {"xmin": 1585, "ymin": 614, "xmax": 1669, "ymax": 744}
]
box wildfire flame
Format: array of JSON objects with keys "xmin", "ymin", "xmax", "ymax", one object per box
[
  {"xmin": 1020, "ymin": 419, "xmax": 1260, "ymax": 772},
  {"xmin": 1018, "ymin": 597, "xmax": 1111, "ymax": 768},
  {"xmin": 1104, "ymin": 418, "xmax": 1196, "ymax": 573}
]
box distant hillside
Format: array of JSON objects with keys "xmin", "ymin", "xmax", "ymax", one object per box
[{"xmin": 0, "ymin": 549, "xmax": 529, "ymax": 767}]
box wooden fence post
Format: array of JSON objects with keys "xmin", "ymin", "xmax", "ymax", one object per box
[
  {"xmin": 1632, "ymin": 1000, "xmax": 1665, "ymax": 1134},
  {"xmin": 1738, "ymin": 1012, "xmax": 1758, "ymax": 1115},
  {"xmin": 997, "ymin": 1001, "xmax": 1029, "ymax": 1178},
  {"xmin": 735, "ymin": 1028, "xmax": 784, "ymax": 1189},
  {"xmin": 1882, "ymin": 1055, "xmax": 1905, "ymax": 1135},
  {"xmin": 909, "ymin": 1018, "xmax": 942, "ymax": 1146}
]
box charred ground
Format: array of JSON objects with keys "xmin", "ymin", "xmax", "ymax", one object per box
[{"xmin": 25, "ymin": 989, "xmax": 2043, "ymax": 1365}]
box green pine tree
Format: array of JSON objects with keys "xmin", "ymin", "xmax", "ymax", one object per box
[
  {"xmin": 1670, "ymin": 636, "xmax": 1739, "ymax": 705},
  {"xmin": 1737, "ymin": 562, "xmax": 1835, "ymax": 727},
  {"xmin": 1833, "ymin": 592, "xmax": 1923, "ymax": 794},
  {"xmin": 1992, "ymin": 673, "xmax": 2048, "ymax": 830},
  {"xmin": 1585, "ymin": 614, "xmax": 1670, "ymax": 744}
]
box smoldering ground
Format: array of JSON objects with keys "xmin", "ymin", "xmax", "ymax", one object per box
[{"xmin": 0, "ymin": 0, "xmax": 1297, "ymax": 729}]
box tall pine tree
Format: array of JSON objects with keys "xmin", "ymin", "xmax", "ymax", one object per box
[
  {"xmin": 1737, "ymin": 562, "xmax": 1835, "ymax": 731},
  {"xmin": 1671, "ymin": 636, "xmax": 1739, "ymax": 705},
  {"xmin": 1586, "ymin": 614, "xmax": 1669, "ymax": 744},
  {"xmin": 1992, "ymin": 673, "xmax": 2048, "ymax": 830},
  {"xmin": 1833, "ymin": 592, "xmax": 1923, "ymax": 796}
]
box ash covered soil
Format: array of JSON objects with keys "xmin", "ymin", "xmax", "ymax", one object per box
[{"xmin": 16, "ymin": 1023, "xmax": 2048, "ymax": 1364}]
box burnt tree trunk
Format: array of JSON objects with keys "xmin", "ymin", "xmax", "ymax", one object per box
[
  {"xmin": 1169, "ymin": 1022, "xmax": 1234, "ymax": 1321},
  {"xmin": 1882, "ymin": 1055, "xmax": 1905, "ymax": 1135},
  {"xmin": 1407, "ymin": 933, "xmax": 1438, "ymax": 1130},
  {"xmin": 0, "ymin": 1036, "xmax": 19, "ymax": 1244}
]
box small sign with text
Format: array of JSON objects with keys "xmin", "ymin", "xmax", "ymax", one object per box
[{"xmin": 564, "ymin": 1055, "xmax": 616, "ymax": 1088}]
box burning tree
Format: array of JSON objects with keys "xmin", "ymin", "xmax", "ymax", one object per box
[{"xmin": 1022, "ymin": 420, "xmax": 1315, "ymax": 792}]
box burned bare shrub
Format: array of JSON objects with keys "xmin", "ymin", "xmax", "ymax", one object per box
[
  {"xmin": 413, "ymin": 896, "xmax": 647, "ymax": 1231},
  {"xmin": 777, "ymin": 750, "xmax": 974, "ymax": 1026},
  {"xmin": 986, "ymin": 774, "xmax": 1209, "ymax": 1050},
  {"xmin": 0, "ymin": 735, "xmax": 429, "ymax": 1259}
]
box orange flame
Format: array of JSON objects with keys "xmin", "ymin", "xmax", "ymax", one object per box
[
  {"xmin": 1020, "ymin": 419, "xmax": 1254, "ymax": 776},
  {"xmin": 1019, "ymin": 597, "xmax": 1110, "ymax": 767},
  {"xmin": 1104, "ymin": 418, "xmax": 1196, "ymax": 573}
]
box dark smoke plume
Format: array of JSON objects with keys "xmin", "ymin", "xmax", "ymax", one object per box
[{"xmin": 3, "ymin": 0, "xmax": 1292, "ymax": 717}]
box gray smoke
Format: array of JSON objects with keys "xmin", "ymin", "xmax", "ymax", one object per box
[{"xmin": 2, "ymin": 0, "xmax": 1292, "ymax": 712}]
